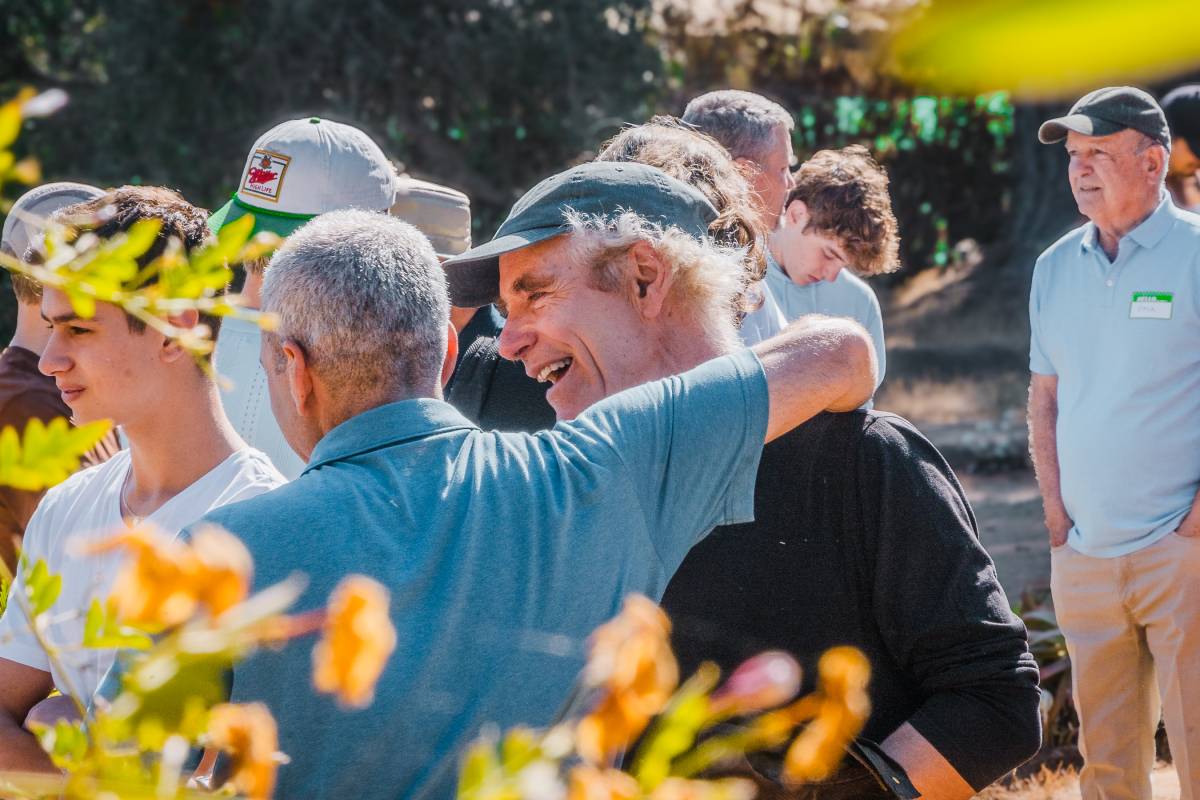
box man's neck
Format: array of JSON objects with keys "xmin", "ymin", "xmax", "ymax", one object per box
[
  {"xmin": 240, "ymin": 271, "xmax": 264, "ymax": 310},
  {"xmin": 122, "ymin": 380, "xmax": 243, "ymax": 515},
  {"xmin": 8, "ymin": 304, "xmax": 50, "ymax": 354},
  {"xmin": 1094, "ymin": 194, "xmax": 1161, "ymax": 261},
  {"xmin": 654, "ymin": 320, "xmax": 734, "ymax": 378}
]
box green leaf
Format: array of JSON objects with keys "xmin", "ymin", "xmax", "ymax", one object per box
[
  {"xmin": 23, "ymin": 558, "xmax": 62, "ymax": 617},
  {"xmin": 83, "ymin": 599, "xmax": 153, "ymax": 650},
  {"xmin": 0, "ymin": 416, "xmax": 112, "ymax": 492},
  {"xmin": 29, "ymin": 718, "xmax": 89, "ymax": 770}
]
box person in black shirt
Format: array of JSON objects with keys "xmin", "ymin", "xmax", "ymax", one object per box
[{"xmin": 391, "ymin": 177, "xmax": 554, "ymax": 432}]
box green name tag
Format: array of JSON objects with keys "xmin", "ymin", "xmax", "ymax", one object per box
[{"xmin": 1130, "ymin": 291, "xmax": 1173, "ymax": 320}]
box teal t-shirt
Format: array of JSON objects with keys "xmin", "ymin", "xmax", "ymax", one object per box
[{"xmin": 198, "ymin": 348, "xmax": 769, "ymax": 800}]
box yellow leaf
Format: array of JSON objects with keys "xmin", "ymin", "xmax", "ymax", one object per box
[
  {"xmin": 0, "ymin": 416, "xmax": 112, "ymax": 492},
  {"xmin": 9, "ymin": 157, "xmax": 40, "ymax": 185},
  {"xmin": 0, "ymin": 100, "xmax": 20, "ymax": 151},
  {"xmin": 887, "ymin": 0, "xmax": 1200, "ymax": 99}
]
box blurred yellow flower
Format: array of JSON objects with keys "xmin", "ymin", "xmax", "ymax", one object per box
[
  {"xmin": 782, "ymin": 647, "xmax": 871, "ymax": 784},
  {"xmin": 576, "ymin": 595, "xmax": 679, "ymax": 766},
  {"xmin": 312, "ymin": 575, "xmax": 397, "ymax": 708},
  {"xmin": 207, "ymin": 702, "xmax": 279, "ymax": 800},
  {"xmin": 568, "ymin": 765, "xmax": 640, "ymax": 800},
  {"xmin": 86, "ymin": 524, "xmax": 252, "ymax": 629}
]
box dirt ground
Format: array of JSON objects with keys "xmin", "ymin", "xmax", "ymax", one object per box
[{"xmin": 979, "ymin": 764, "xmax": 1181, "ymax": 799}]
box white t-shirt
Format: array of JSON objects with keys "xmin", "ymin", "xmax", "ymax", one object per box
[
  {"xmin": 214, "ymin": 316, "xmax": 305, "ymax": 479},
  {"xmin": 0, "ymin": 447, "xmax": 284, "ymax": 699}
]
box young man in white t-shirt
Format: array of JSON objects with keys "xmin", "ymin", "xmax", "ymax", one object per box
[{"xmin": 0, "ymin": 186, "xmax": 285, "ymax": 771}]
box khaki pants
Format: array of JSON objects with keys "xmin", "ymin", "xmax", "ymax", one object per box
[{"xmin": 1051, "ymin": 533, "xmax": 1200, "ymax": 800}]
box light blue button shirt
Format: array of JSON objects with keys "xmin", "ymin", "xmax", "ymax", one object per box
[
  {"xmin": 196, "ymin": 349, "xmax": 769, "ymax": 800},
  {"xmin": 759, "ymin": 251, "xmax": 886, "ymax": 393},
  {"xmin": 1030, "ymin": 196, "xmax": 1200, "ymax": 557}
]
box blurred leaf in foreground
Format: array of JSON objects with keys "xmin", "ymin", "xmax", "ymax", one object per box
[
  {"xmin": 0, "ymin": 417, "xmax": 112, "ymax": 492},
  {"xmin": 887, "ymin": 0, "xmax": 1200, "ymax": 99}
]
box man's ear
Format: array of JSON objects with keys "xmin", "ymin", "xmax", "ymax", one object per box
[
  {"xmin": 440, "ymin": 322, "xmax": 459, "ymax": 389},
  {"xmin": 1146, "ymin": 144, "xmax": 1167, "ymax": 181},
  {"xmin": 161, "ymin": 309, "xmax": 203, "ymax": 363},
  {"xmin": 627, "ymin": 240, "xmax": 672, "ymax": 320},
  {"xmin": 734, "ymin": 156, "xmax": 762, "ymax": 177},
  {"xmin": 281, "ymin": 339, "xmax": 316, "ymax": 417},
  {"xmin": 783, "ymin": 198, "xmax": 808, "ymax": 229}
]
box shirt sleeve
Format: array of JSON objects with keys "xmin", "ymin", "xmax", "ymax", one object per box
[
  {"xmin": 856, "ymin": 417, "xmax": 1042, "ymax": 789},
  {"xmin": 1029, "ymin": 257, "xmax": 1055, "ymax": 375},
  {"xmin": 567, "ymin": 349, "xmax": 769, "ymax": 573},
  {"xmin": 0, "ymin": 502, "xmax": 54, "ymax": 673},
  {"xmin": 862, "ymin": 288, "xmax": 886, "ymax": 389}
]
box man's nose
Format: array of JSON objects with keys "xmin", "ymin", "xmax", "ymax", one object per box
[
  {"xmin": 38, "ymin": 333, "xmax": 68, "ymax": 377},
  {"xmin": 497, "ymin": 316, "xmax": 532, "ymax": 363}
]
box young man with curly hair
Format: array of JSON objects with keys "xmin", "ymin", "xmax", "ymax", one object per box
[{"xmin": 765, "ymin": 145, "xmax": 900, "ymax": 395}]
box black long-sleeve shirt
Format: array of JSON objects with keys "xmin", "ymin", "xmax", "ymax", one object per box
[{"xmin": 661, "ymin": 411, "xmax": 1042, "ymax": 791}]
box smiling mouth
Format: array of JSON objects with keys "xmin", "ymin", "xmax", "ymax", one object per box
[
  {"xmin": 536, "ymin": 358, "xmax": 573, "ymax": 384},
  {"xmin": 60, "ymin": 387, "xmax": 84, "ymax": 402}
]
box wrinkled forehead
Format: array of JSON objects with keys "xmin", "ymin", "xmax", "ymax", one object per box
[
  {"xmin": 1065, "ymin": 127, "xmax": 1143, "ymax": 151},
  {"xmin": 497, "ymin": 233, "xmax": 576, "ymax": 297}
]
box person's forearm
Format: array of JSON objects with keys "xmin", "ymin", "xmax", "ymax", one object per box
[
  {"xmin": 754, "ymin": 316, "xmax": 876, "ymax": 442},
  {"xmin": 882, "ymin": 723, "xmax": 974, "ymax": 800},
  {"xmin": 0, "ymin": 715, "xmax": 57, "ymax": 772},
  {"xmin": 1174, "ymin": 487, "xmax": 1200, "ymax": 536},
  {"xmin": 1028, "ymin": 381, "xmax": 1070, "ymax": 534}
]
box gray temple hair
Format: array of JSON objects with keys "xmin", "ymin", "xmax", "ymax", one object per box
[
  {"xmin": 682, "ymin": 90, "xmax": 795, "ymax": 162},
  {"xmin": 262, "ymin": 209, "xmax": 449, "ymax": 395},
  {"xmin": 563, "ymin": 209, "xmax": 746, "ymax": 351}
]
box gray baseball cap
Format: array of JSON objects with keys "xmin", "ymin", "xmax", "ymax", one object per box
[
  {"xmin": 1, "ymin": 181, "xmax": 106, "ymax": 260},
  {"xmin": 442, "ymin": 161, "xmax": 718, "ymax": 308},
  {"xmin": 1039, "ymin": 86, "xmax": 1171, "ymax": 147}
]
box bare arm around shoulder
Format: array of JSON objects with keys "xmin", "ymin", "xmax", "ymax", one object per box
[
  {"xmin": 0, "ymin": 657, "xmax": 57, "ymax": 771},
  {"xmin": 752, "ymin": 315, "xmax": 876, "ymax": 443},
  {"xmin": 1028, "ymin": 373, "xmax": 1072, "ymax": 546}
]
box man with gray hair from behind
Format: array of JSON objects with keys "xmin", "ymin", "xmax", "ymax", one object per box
[{"xmin": 190, "ymin": 159, "xmax": 876, "ymax": 800}]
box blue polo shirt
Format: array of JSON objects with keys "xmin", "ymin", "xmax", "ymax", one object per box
[
  {"xmin": 197, "ymin": 349, "xmax": 768, "ymax": 800},
  {"xmin": 1030, "ymin": 196, "xmax": 1200, "ymax": 557}
]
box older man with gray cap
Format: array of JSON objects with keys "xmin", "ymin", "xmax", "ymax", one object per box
[
  {"xmin": 1029, "ymin": 86, "xmax": 1200, "ymax": 799},
  {"xmin": 393, "ymin": 177, "xmax": 554, "ymax": 431},
  {"xmin": 210, "ymin": 117, "xmax": 398, "ymax": 478},
  {"xmin": 192, "ymin": 161, "xmax": 874, "ymax": 800}
]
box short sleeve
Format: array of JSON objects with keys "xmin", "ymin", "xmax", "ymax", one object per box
[
  {"xmin": 568, "ymin": 349, "xmax": 769, "ymax": 572},
  {"xmin": 0, "ymin": 502, "xmax": 54, "ymax": 673},
  {"xmin": 863, "ymin": 289, "xmax": 886, "ymax": 389},
  {"xmin": 1029, "ymin": 257, "xmax": 1056, "ymax": 376}
]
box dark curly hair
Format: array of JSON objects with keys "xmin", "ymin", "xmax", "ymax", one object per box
[{"xmin": 51, "ymin": 185, "xmax": 221, "ymax": 333}]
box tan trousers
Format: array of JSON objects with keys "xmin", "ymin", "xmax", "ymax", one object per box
[{"xmin": 1051, "ymin": 532, "xmax": 1200, "ymax": 800}]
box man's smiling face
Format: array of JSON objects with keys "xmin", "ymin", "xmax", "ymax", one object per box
[{"xmin": 496, "ymin": 233, "xmax": 659, "ymax": 421}]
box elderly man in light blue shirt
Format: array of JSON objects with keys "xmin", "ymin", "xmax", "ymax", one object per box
[
  {"xmin": 197, "ymin": 163, "xmax": 875, "ymax": 800},
  {"xmin": 1029, "ymin": 86, "xmax": 1200, "ymax": 800}
]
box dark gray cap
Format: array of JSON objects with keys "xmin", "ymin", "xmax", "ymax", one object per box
[
  {"xmin": 1039, "ymin": 86, "xmax": 1170, "ymax": 147},
  {"xmin": 442, "ymin": 161, "xmax": 718, "ymax": 308}
]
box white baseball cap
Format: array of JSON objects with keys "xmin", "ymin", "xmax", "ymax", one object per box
[
  {"xmin": 390, "ymin": 177, "xmax": 471, "ymax": 259},
  {"xmin": 1, "ymin": 181, "xmax": 106, "ymax": 260},
  {"xmin": 208, "ymin": 117, "xmax": 397, "ymax": 238}
]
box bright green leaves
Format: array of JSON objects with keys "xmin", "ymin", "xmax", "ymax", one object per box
[
  {"xmin": 30, "ymin": 718, "xmax": 90, "ymax": 772},
  {"xmin": 0, "ymin": 417, "xmax": 112, "ymax": 492},
  {"xmin": 21, "ymin": 558, "xmax": 62, "ymax": 617},
  {"xmin": 83, "ymin": 600, "xmax": 153, "ymax": 651},
  {"xmin": 458, "ymin": 727, "xmax": 554, "ymax": 800}
]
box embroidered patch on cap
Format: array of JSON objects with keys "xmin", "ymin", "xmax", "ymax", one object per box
[{"xmin": 241, "ymin": 149, "xmax": 291, "ymax": 202}]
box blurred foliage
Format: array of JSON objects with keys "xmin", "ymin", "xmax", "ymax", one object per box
[
  {"xmin": 887, "ymin": 0, "xmax": 1200, "ymax": 100},
  {"xmin": 1014, "ymin": 589, "xmax": 1077, "ymax": 751},
  {"xmin": 0, "ymin": 416, "xmax": 111, "ymax": 491}
]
